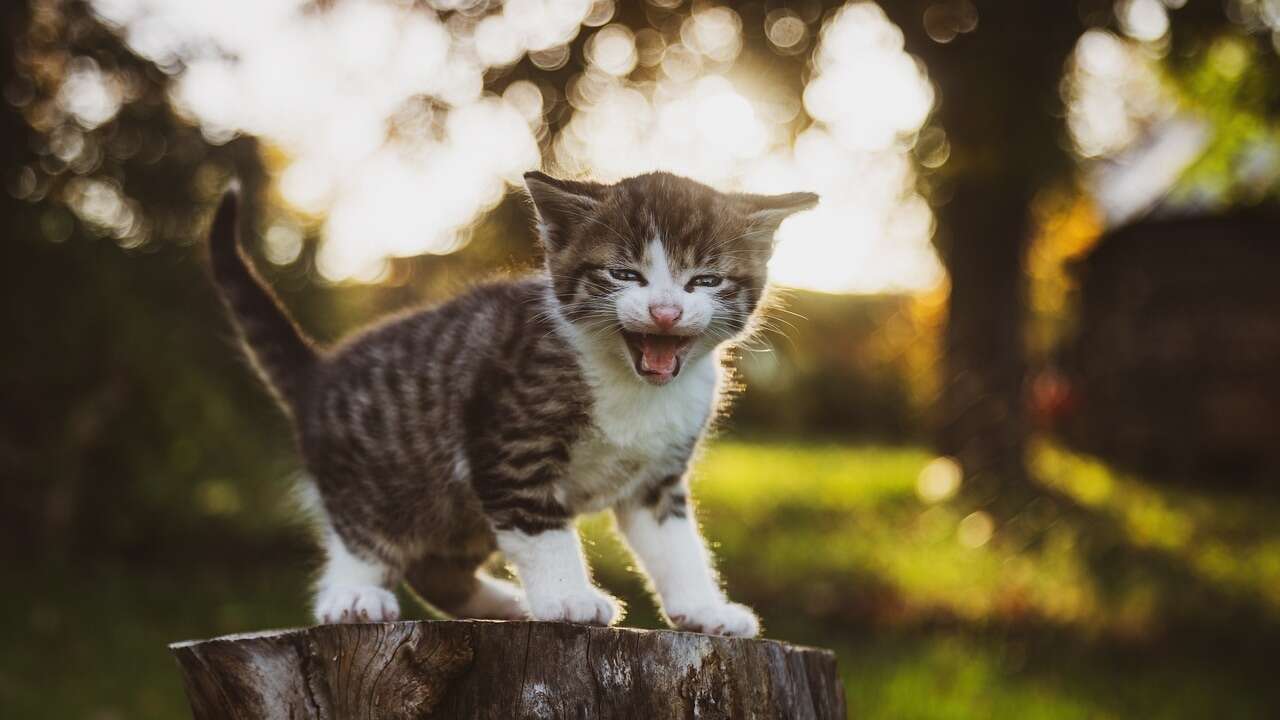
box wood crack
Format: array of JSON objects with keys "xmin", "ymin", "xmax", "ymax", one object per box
[
  {"xmin": 516, "ymin": 620, "xmax": 535, "ymax": 713},
  {"xmin": 584, "ymin": 629, "xmax": 603, "ymax": 720},
  {"xmin": 367, "ymin": 629, "xmax": 413, "ymax": 714},
  {"xmin": 293, "ymin": 635, "xmax": 326, "ymax": 720}
]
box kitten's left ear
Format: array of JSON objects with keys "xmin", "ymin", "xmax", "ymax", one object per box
[
  {"xmin": 523, "ymin": 171, "xmax": 608, "ymax": 250},
  {"xmin": 732, "ymin": 191, "xmax": 820, "ymax": 243}
]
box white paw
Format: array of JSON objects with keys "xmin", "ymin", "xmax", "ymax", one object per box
[
  {"xmin": 313, "ymin": 585, "xmax": 400, "ymax": 624},
  {"xmin": 456, "ymin": 575, "xmax": 530, "ymax": 621},
  {"xmin": 527, "ymin": 586, "xmax": 619, "ymax": 626},
  {"xmin": 666, "ymin": 601, "xmax": 759, "ymax": 637}
]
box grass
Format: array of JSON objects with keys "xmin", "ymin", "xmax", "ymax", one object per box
[{"xmin": 5, "ymin": 442, "xmax": 1278, "ymax": 718}]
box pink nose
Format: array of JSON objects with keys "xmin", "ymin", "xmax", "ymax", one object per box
[{"xmin": 649, "ymin": 304, "xmax": 682, "ymax": 330}]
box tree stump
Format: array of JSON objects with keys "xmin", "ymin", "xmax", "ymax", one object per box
[{"xmin": 170, "ymin": 620, "xmax": 846, "ymax": 719}]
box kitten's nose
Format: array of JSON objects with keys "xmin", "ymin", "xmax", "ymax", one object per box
[{"xmin": 649, "ymin": 304, "xmax": 682, "ymax": 331}]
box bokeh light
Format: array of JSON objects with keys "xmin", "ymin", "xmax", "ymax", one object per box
[
  {"xmin": 56, "ymin": 57, "xmax": 122, "ymax": 129},
  {"xmin": 957, "ymin": 510, "xmax": 994, "ymax": 549},
  {"xmin": 1066, "ymin": 29, "xmax": 1172, "ymax": 160},
  {"xmin": 85, "ymin": 0, "xmax": 944, "ymax": 292},
  {"xmin": 555, "ymin": 2, "xmax": 942, "ymax": 293},
  {"xmin": 916, "ymin": 456, "xmax": 963, "ymax": 503},
  {"xmin": 766, "ymin": 11, "xmax": 808, "ymax": 53},
  {"xmin": 1116, "ymin": 0, "xmax": 1169, "ymax": 43},
  {"xmin": 587, "ymin": 24, "xmax": 638, "ymax": 76}
]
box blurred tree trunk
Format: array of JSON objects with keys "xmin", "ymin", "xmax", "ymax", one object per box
[
  {"xmin": 1, "ymin": 1, "xmax": 29, "ymax": 224},
  {"xmin": 0, "ymin": 0, "xmax": 34, "ymax": 546},
  {"xmin": 881, "ymin": 2, "xmax": 1086, "ymax": 512},
  {"xmin": 0, "ymin": 0, "xmax": 24, "ymax": 153}
]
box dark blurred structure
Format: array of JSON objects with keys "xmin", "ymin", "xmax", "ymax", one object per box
[
  {"xmin": 880, "ymin": 0, "xmax": 1280, "ymax": 511},
  {"xmin": 1060, "ymin": 211, "xmax": 1280, "ymax": 483},
  {"xmin": 733, "ymin": 292, "xmax": 922, "ymax": 441}
]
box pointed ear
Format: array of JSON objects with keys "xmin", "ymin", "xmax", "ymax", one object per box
[
  {"xmin": 733, "ymin": 191, "xmax": 820, "ymax": 242},
  {"xmin": 523, "ymin": 171, "xmax": 607, "ymax": 250}
]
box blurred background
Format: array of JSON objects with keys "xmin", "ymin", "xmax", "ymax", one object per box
[{"xmin": 3, "ymin": 0, "xmax": 1279, "ymax": 717}]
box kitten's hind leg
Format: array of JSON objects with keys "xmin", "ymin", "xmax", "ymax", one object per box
[
  {"xmin": 313, "ymin": 530, "xmax": 401, "ymax": 624},
  {"xmin": 405, "ymin": 555, "xmax": 528, "ymax": 621}
]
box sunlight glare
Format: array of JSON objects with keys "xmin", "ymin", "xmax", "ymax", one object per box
[
  {"xmin": 57, "ymin": 57, "xmax": 122, "ymax": 130},
  {"xmin": 92, "ymin": 0, "xmax": 944, "ymax": 292},
  {"xmin": 587, "ymin": 24, "xmax": 638, "ymax": 76},
  {"xmin": 1066, "ymin": 30, "xmax": 1174, "ymax": 159},
  {"xmin": 1116, "ymin": 0, "xmax": 1169, "ymax": 43}
]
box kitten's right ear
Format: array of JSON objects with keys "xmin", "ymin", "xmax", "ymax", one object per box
[{"xmin": 523, "ymin": 171, "xmax": 606, "ymax": 250}]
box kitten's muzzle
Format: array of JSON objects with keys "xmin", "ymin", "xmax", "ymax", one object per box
[
  {"xmin": 648, "ymin": 303, "xmax": 682, "ymax": 332},
  {"xmin": 621, "ymin": 330, "xmax": 695, "ymax": 385}
]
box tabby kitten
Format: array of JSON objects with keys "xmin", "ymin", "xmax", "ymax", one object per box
[{"xmin": 209, "ymin": 171, "xmax": 817, "ymax": 637}]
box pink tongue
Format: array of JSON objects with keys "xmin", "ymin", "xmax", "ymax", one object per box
[{"xmin": 640, "ymin": 335, "xmax": 683, "ymax": 375}]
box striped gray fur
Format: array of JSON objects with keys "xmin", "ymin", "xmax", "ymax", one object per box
[{"xmin": 207, "ymin": 171, "xmax": 817, "ymax": 622}]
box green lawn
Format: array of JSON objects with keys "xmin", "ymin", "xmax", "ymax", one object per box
[{"xmin": 5, "ymin": 442, "xmax": 1277, "ymax": 718}]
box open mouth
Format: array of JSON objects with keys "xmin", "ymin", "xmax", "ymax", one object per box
[{"xmin": 622, "ymin": 331, "xmax": 695, "ymax": 385}]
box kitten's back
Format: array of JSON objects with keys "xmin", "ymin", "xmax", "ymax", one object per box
[{"xmin": 300, "ymin": 277, "xmax": 550, "ymax": 450}]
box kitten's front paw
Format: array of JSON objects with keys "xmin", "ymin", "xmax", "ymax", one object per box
[
  {"xmin": 527, "ymin": 587, "xmax": 620, "ymax": 626},
  {"xmin": 666, "ymin": 601, "xmax": 759, "ymax": 638},
  {"xmin": 313, "ymin": 585, "xmax": 400, "ymax": 624}
]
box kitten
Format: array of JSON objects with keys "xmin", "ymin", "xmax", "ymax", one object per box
[{"xmin": 208, "ymin": 171, "xmax": 816, "ymax": 637}]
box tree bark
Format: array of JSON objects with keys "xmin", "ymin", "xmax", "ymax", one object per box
[
  {"xmin": 880, "ymin": 1, "xmax": 1085, "ymax": 512},
  {"xmin": 170, "ymin": 620, "xmax": 846, "ymax": 719}
]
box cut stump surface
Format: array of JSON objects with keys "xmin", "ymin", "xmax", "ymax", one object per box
[{"xmin": 170, "ymin": 620, "xmax": 846, "ymax": 719}]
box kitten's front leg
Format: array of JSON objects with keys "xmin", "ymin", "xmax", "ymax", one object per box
[
  {"xmin": 312, "ymin": 529, "xmax": 401, "ymax": 624},
  {"xmin": 496, "ymin": 526, "xmax": 620, "ymax": 626},
  {"xmin": 614, "ymin": 480, "xmax": 759, "ymax": 638}
]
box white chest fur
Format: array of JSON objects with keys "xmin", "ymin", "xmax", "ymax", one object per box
[
  {"xmin": 590, "ymin": 352, "xmax": 717, "ymax": 450},
  {"xmin": 545, "ymin": 290, "xmax": 721, "ymax": 512},
  {"xmin": 559, "ymin": 351, "xmax": 719, "ymax": 512}
]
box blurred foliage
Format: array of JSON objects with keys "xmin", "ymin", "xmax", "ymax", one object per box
[
  {"xmin": 731, "ymin": 291, "xmax": 937, "ymax": 442},
  {"xmin": 1164, "ymin": 2, "xmax": 1280, "ymax": 205},
  {"xmin": 3, "ymin": 217, "xmax": 302, "ymax": 555},
  {"xmin": 1173, "ymin": 31, "xmax": 1280, "ymax": 203},
  {"xmin": 1026, "ymin": 189, "xmax": 1105, "ymax": 365}
]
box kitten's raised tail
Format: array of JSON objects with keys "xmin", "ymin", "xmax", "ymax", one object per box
[{"xmin": 208, "ymin": 184, "xmax": 317, "ymax": 411}]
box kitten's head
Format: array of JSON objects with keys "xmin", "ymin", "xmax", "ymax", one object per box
[{"xmin": 525, "ymin": 171, "xmax": 817, "ymax": 386}]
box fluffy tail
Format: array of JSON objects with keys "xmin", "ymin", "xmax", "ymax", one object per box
[{"xmin": 208, "ymin": 185, "xmax": 317, "ymax": 411}]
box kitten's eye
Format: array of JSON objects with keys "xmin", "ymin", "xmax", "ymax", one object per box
[
  {"xmin": 688, "ymin": 274, "xmax": 723, "ymax": 289},
  {"xmin": 608, "ymin": 268, "xmax": 644, "ymax": 283}
]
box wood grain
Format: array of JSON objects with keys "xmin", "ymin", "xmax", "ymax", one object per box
[{"xmin": 170, "ymin": 621, "xmax": 846, "ymax": 719}]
